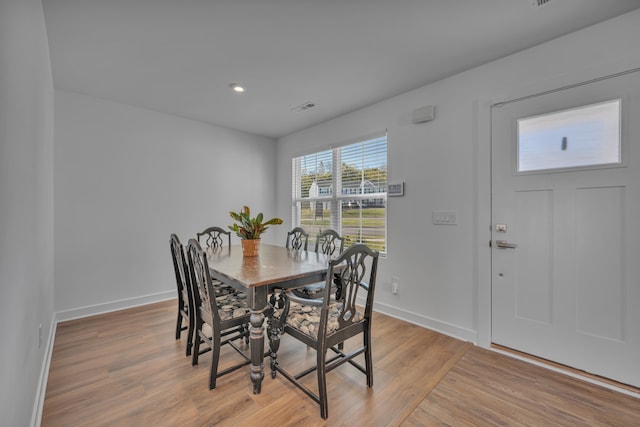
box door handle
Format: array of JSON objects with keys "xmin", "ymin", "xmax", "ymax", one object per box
[{"xmin": 495, "ymin": 240, "xmax": 517, "ymax": 249}]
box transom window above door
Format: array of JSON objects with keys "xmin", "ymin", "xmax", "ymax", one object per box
[
  {"xmin": 292, "ymin": 134, "xmax": 387, "ymax": 254},
  {"xmin": 517, "ymin": 99, "xmax": 621, "ymax": 173}
]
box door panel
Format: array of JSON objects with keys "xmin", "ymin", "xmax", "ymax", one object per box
[
  {"xmin": 491, "ymin": 70, "xmax": 640, "ymax": 387},
  {"xmin": 575, "ymin": 186, "xmax": 625, "ymax": 341},
  {"xmin": 514, "ymin": 189, "xmax": 552, "ymax": 324}
]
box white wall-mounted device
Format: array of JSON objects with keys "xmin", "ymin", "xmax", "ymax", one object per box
[
  {"xmin": 412, "ymin": 105, "xmax": 436, "ymax": 124},
  {"xmin": 388, "ymin": 182, "xmax": 404, "ymax": 196}
]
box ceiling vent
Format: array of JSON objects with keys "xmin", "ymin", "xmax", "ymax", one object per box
[
  {"xmin": 291, "ymin": 102, "xmax": 316, "ymax": 112},
  {"xmin": 530, "ymin": 0, "xmax": 552, "ymax": 7}
]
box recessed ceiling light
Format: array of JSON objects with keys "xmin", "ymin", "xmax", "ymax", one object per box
[{"xmin": 230, "ymin": 83, "xmax": 245, "ymax": 93}]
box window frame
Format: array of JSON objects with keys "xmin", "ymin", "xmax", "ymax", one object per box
[{"xmin": 291, "ymin": 133, "xmax": 388, "ymax": 255}]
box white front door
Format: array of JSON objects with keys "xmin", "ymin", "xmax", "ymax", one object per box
[{"xmin": 491, "ymin": 70, "xmax": 640, "ymax": 387}]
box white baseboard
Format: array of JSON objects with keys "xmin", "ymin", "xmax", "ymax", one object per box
[
  {"xmin": 56, "ymin": 290, "xmax": 176, "ymax": 323},
  {"xmin": 370, "ymin": 299, "xmax": 478, "ymax": 344},
  {"xmin": 31, "ymin": 312, "xmax": 57, "ymax": 427}
]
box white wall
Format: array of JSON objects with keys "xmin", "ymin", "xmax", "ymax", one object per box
[
  {"xmin": 276, "ymin": 10, "xmax": 640, "ymax": 343},
  {"xmin": 0, "ymin": 0, "xmax": 55, "ymax": 425},
  {"xmin": 54, "ymin": 90, "xmax": 277, "ymax": 318}
]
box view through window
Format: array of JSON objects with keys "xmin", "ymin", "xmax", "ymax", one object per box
[
  {"xmin": 292, "ymin": 134, "xmax": 387, "ymax": 253},
  {"xmin": 517, "ymin": 99, "xmax": 621, "ymax": 172}
]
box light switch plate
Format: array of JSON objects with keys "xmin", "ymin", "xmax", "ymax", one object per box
[{"xmin": 432, "ymin": 211, "xmax": 457, "ymax": 225}]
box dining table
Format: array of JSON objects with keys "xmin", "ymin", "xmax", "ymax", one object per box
[{"xmin": 206, "ymin": 243, "xmax": 332, "ymax": 394}]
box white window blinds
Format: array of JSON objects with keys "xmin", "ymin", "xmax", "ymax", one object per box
[{"xmin": 292, "ymin": 134, "xmax": 387, "ymax": 253}]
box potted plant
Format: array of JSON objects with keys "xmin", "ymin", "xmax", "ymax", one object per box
[{"xmin": 229, "ymin": 206, "xmax": 283, "ymax": 256}]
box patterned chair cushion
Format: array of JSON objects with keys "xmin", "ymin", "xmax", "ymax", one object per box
[
  {"xmin": 213, "ymin": 286, "xmax": 250, "ymax": 321},
  {"xmin": 285, "ymin": 299, "xmax": 362, "ymax": 339}
]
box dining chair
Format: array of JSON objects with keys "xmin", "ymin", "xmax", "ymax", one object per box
[
  {"xmin": 269, "ymin": 227, "xmax": 310, "ymax": 312},
  {"xmin": 196, "ymin": 226, "xmax": 231, "ymax": 249},
  {"xmin": 186, "ymin": 239, "xmax": 251, "ymax": 389},
  {"xmin": 314, "ymin": 228, "xmax": 345, "ymax": 256},
  {"xmin": 273, "ymin": 243, "xmax": 379, "ymax": 419},
  {"xmin": 291, "ymin": 229, "xmax": 345, "ymax": 299},
  {"xmin": 170, "ymin": 234, "xmax": 194, "ymax": 356},
  {"xmin": 196, "ymin": 225, "xmax": 241, "ymax": 296},
  {"xmin": 285, "ymin": 227, "xmax": 309, "ymax": 251}
]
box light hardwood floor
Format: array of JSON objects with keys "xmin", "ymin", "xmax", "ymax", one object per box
[{"xmin": 42, "ymin": 300, "xmax": 640, "ymax": 426}]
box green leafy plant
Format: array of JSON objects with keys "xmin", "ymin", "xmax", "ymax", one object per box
[{"xmin": 228, "ymin": 206, "xmax": 283, "ymax": 240}]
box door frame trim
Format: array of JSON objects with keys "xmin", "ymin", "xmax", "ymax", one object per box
[{"xmin": 475, "ymin": 53, "xmax": 640, "ymax": 349}]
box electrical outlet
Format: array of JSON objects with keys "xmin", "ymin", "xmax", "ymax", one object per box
[
  {"xmin": 39, "ymin": 324, "xmax": 43, "ymax": 349},
  {"xmin": 391, "ymin": 277, "xmax": 399, "ymax": 295}
]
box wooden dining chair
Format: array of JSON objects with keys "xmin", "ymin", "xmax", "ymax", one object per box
[
  {"xmin": 273, "ymin": 243, "xmax": 379, "ymax": 419},
  {"xmin": 314, "ymin": 228, "xmax": 345, "ymax": 256},
  {"xmin": 196, "ymin": 226, "xmax": 231, "ymax": 249},
  {"xmin": 291, "ymin": 229, "xmax": 345, "ymax": 300},
  {"xmin": 196, "ymin": 225, "xmax": 243, "ymax": 296},
  {"xmin": 286, "ymin": 227, "xmax": 309, "ymax": 251},
  {"xmin": 186, "ymin": 239, "xmax": 251, "ymax": 389},
  {"xmin": 170, "ymin": 234, "xmax": 195, "ymax": 356},
  {"xmin": 269, "ymin": 227, "xmax": 310, "ymax": 313},
  {"xmin": 267, "ymin": 226, "xmax": 311, "ymax": 358}
]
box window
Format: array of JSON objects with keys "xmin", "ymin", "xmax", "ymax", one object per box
[
  {"xmin": 292, "ymin": 134, "xmax": 387, "ymax": 253},
  {"xmin": 517, "ymin": 99, "xmax": 621, "ymax": 172}
]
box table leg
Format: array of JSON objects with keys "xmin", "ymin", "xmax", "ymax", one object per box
[{"xmin": 249, "ymin": 308, "xmax": 266, "ymax": 394}]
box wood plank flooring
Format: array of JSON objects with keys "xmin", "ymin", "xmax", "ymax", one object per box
[{"xmin": 42, "ymin": 300, "xmax": 640, "ymax": 426}]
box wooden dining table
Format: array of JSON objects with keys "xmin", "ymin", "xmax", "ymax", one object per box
[{"xmin": 207, "ymin": 243, "xmax": 332, "ymax": 394}]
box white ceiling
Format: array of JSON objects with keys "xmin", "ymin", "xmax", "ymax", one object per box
[{"xmin": 43, "ymin": 0, "xmax": 640, "ymax": 139}]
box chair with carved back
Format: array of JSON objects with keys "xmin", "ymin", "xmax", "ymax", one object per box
[
  {"xmin": 291, "ymin": 229, "xmax": 345, "ymax": 299},
  {"xmin": 196, "ymin": 225, "xmax": 242, "ymax": 298},
  {"xmin": 286, "ymin": 227, "xmax": 309, "ymax": 251},
  {"xmin": 314, "ymin": 229, "xmax": 345, "ymax": 256},
  {"xmin": 186, "ymin": 239, "xmax": 251, "ymax": 389},
  {"xmin": 170, "ymin": 234, "xmax": 194, "ymax": 356},
  {"xmin": 269, "ymin": 227, "xmax": 310, "ymax": 312},
  {"xmin": 272, "ymin": 243, "xmax": 379, "ymax": 419},
  {"xmin": 266, "ymin": 226, "xmax": 311, "ymax": 362},
  {"xmin": 196, "ymin": 226, "xmax": 231, "ymax": 250}
]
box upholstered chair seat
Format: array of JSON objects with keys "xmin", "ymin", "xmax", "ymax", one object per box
[
  {"xmin": 284, "ymin": 299, "xmax": 363, "ymax": 338},
  {"xmin": 214, "ymin": 290, "xmax": 250, "ymax": 321}
]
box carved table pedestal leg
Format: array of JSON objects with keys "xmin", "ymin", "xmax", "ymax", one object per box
[{"xmin": 249, "ymin": 309, "xmax": 265, "ymax": 394}]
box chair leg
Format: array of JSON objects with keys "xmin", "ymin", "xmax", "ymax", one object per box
[
  {"xmin": 364, "ymin": 327, "xmax": 373, "ymax": 387},
  {"xmin": 175, "ymin": 310, "xmax": 182, "ymax": 339},
  {"xmin": 244, "ymin": 323, "xmax": 250, "ymax": 345},
  {"xmin": 267, "ymin": 317, "xmax": 282, "ymax": 379},
  {"xmin": 186, "ymin": 313, "xmax": 194, "ymax": 357},
  {"xmin": 317, "ymin": 349, "xmax": 328, "ymax": 419},
  {"xmin": 209, "ymin": 331, "xmax": 222, "ymax": 390},
  {"xmin": 192, "ymin": 321, "xmax": 201, "ymax": 366}
]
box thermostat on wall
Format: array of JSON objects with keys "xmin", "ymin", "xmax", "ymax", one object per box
[{"xmin": 388, "ymin": 182, "xmax": 404, "ymax": 196}]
